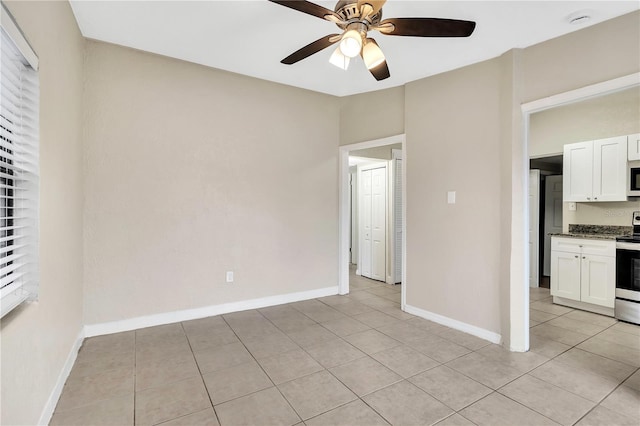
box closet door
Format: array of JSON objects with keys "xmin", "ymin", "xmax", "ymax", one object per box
[
  {"xmin": 370, "ymin": 167, "xmax": 387, "ymax": 281},
  {"xmin": 360, "ymin": 169, "xmax": 372, "ymax": 278},
  {"xmin": 359, "ymin": 164, "xmax": 386, "ymax": 282}
]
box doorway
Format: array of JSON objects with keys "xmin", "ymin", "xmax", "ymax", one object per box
[
  {"xmin": 339, "ymin": 134, "xmax": 406, "ymax": 308},
  {"xmin": 521, "ymin": 73, "xmax": 640, "ymax": 351},
  {"xmin": 530, "ymin": 156, "xmax": 563, "ymax": 289}
]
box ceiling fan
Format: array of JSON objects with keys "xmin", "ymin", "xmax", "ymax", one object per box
[{"xmin": 268, "ymin": 0, "xmax": 476, "ymax": 81}]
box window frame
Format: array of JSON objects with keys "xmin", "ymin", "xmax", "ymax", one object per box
[{"xmin": 0, "ymin": 1, "xmax": 39, "ymax": 318}]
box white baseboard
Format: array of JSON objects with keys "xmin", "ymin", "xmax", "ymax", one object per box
[
  {"xmin": 84, "ymin": 286, "xmax": 339, "ymax": 338},
  {"xmin": 404, "ymin": 304, "xmax": 502, "ymax": 345},
  {"xmin": 38, "ymin": 328, "xmax": 85, "ymax": 425}
]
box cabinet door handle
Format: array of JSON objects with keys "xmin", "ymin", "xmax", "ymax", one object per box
[
  {"xmin": 575, "ymin": 255, "xmax": 579, "ymax": 258},
  {"xmin": 594, "ymin": 197, "xmax": 598, "ymax": 200},
  {"xmin": 583, "ymin": 256, "xmax": 586, "ymax": 259},
  {"xmin": 587, "ymin": 197, "xmax": 591, "ymax": 200}
]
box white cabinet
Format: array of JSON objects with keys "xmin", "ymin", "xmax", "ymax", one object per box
[
  {"xmin": 550, "ymin": 237, "xmax": 615, "ymax": 310},
  {"xmin": 563, "ymin": 136, "xmax": 627, "ymax": 202},
  {"xmin": 563, "ymin": 142, "xmax": 592, "ymax": 201},
  {"xmin": 581, "ymin": 255, "xmax": 616, "ymax": 307},
  {"xmin": 550, "ymin": 250, "xmax": 581, "ymax": 300},
  {"xmin": 628, "ymin": 133, "xmax": 640, "ymax": 161}
]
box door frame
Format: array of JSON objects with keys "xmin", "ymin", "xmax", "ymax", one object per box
[
  {"xmin": 543, "ymin": 175, "xmax": 563, "ymax": 277},
  {"xmin": 519, "ymin": 72, "xmax": 639, "ymax": 351},
  {"xmin": 529, "ymin": 169, "xmax": 540, "ymax": 288},
  {"xmin": 339, "ymin": 134, "xmax": 406, "ymax": 309}
]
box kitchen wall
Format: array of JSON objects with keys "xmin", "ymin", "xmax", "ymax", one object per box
[
  {"xmin": 0, "ymin": 1, "xmax": 85, "ymax": 425},
  {"xmin": 565, "ymin": 201, "xmax": 640, "ymax": 229},
  {"xmin": 83, "ymin": 41, "xmax": 341, "ymax": 325},
  {"xmin": 530, "ymin": 87, "xmax": 640, "ymax": 157}
]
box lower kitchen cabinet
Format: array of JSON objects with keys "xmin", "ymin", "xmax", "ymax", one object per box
[
  {"xmin": 580, "ymin": 254, "xmax": 615, "ymax": 307},
  {"xmin": 550, "ymin": 237, "xmax": 615, "ymax": 313},
  {"xmin": 551, "ymin": 251, "xmax": 581, "ymax": 301}
]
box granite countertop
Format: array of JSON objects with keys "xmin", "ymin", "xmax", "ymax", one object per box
[
  {"xmin": 549, "ymin": 232, "xmax": 620, "ymax": 240},
  {"xmin": 549, "ymin": 224, "xmax": 632, "ymax": 241}
]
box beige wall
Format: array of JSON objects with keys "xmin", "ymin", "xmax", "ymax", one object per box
[
  {"xmin": 405, "ymin": 57, "xmax": 504, "ymax": 334},
  {"xmin": 530, "ymin": 87, "xmax": 640, "ymax": 157},
  {"xmin": 340, "ymin": 86, "xmax": 405, "ymax": 145},
  {"xmin": 0, "ymin": 1, "xmax": 85, "ymax": 425},
  {"xmin": 83, "ymin": 41, "xmax": 340, "ymax": 325},
  {"xmin": 522, "ymin": 12, "xmax": 640, "ymax": 103}
]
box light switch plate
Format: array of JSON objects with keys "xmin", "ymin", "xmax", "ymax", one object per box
[
  {"xmin": 226, "ymin": 271, "xmax": 234, "ymax": 283},
  {"xmin": 447, "ymin": 191, "xmax": 456, "ymax": 204}
]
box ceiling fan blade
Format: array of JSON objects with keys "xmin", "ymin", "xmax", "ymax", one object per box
[
  {"xmin": 281, "ymin": 34, "xmax": 340, "ymax": 65},
  {"xmin": 377, "ymin": 17, "xmax": 476, "ymax": 37},
  {"xmin": 368, "ymin": 59, "xmax": 390, "ymax": 81},
  {"xmin": 357, "ymin": 0, "xmax": 386, "ymax": 16},
  {"xmin": 268, "ymin": 0, "xmax": 341, "ymax": 22}
]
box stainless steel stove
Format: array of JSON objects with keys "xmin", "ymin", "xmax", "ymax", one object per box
[{"xmin": 615, "ymin": 211, "xmax": 640, "ymax": 325}]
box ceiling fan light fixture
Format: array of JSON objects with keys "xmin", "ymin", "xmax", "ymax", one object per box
[
  {"xmin": 362, "ymin": 39, "xmax": 385, "ymax": 69},
  {"xmin": 329, "ymin": 46, "xmax": 350, "ymax": 70},
  {"xmin": 339, "ymin": 29, "xmax": 363, "ymax": 58}
]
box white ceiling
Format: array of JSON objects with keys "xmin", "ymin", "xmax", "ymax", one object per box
[{"xmin": 69, "ymin": 1, "xmax": 639, "ymax": 97}]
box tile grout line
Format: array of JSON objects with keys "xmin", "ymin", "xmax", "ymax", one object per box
[
  {"xmin": 178, "ymin": 321, "xmax": 222, "ymax": 426},
  {"xmin": 219, "ymin": 311, "xmax": 307, "ymax": 424}
]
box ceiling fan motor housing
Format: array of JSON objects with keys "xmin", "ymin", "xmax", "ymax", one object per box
[{"xmin": 334, "ymin": 1, "xmax": 382, "ymax": 29}]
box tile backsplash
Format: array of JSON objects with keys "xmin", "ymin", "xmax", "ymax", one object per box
[{"xmin": 563, "ymin": 200, "xmax": 640, "ymax": 232}]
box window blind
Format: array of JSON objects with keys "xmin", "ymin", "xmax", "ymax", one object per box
[{"xmin": 0, "ymin": 22, "xmax": 39, "ymax": 318}]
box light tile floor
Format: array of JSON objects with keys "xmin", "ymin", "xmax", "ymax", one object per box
[{"xmin": 50, "ymin": 271, "xmax": 640, "ymax": 425}]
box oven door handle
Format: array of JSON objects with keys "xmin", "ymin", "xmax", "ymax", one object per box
[{"xmin": 617, "ymin": 242, "xmax": 640, "ymax": 251}]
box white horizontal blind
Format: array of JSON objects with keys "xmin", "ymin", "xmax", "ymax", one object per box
[{"xmin": 0, "ymin": 25, "xmax": 39, "ymax": 318}]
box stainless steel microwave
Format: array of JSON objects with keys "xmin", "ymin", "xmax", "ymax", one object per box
[{"xmin": 629, "ymin": 161, "xmax": 640, "ymax": 196}]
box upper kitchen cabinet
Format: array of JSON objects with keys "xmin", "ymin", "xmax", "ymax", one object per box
[
  {"xmin": 628, "ymin": 133, "xmax": 640, "ymax": 161},
  {"xmin": 563, "ymin": 136, "xmax": 627, "ymax": 202}
]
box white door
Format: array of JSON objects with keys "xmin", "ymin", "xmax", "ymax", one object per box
[
  {"xmin": 529, "ymin": 170, "xmax": 540, "ymax": 288},
  {"xmin": 371, "ymin": 167, "xmax": 386, "ymax": 281},
  {"xmin": 563, "ymin": 141, "xmax": 593, "ymax": 202},
  {"xmin": 359, "ymin": 163, "xmax": 387, "ymax": 282},
  {"xmin": 361, "ymin": 169, "xmax": 373, "ymax": 278},
  {"xmin": 593, "ymin": 136, "xmax": 627, "ymax": 202},
  {"xmin": 550, "ymin": 251, "xmax": 581, "ymax": 301},
  {"xmin": 543, "ymin": 175, "xmax": 563, "ymax": 276},
  {"xmin": 581, "ymin": 254, "xmax": 615, "ymax": 308}
]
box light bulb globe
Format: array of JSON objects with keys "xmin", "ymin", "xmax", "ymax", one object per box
[{"xmin": 339, "ymin": 30, "xmax": 363, "ymax": 58}]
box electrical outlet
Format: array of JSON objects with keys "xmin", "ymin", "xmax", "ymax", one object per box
[
  {"xmin": 568, "ymin": 202, "xmax": 577, "ymax": 211},
  {"xmin": 226, "ymin": 271, "xmax": 234, "ymax": 283}
]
